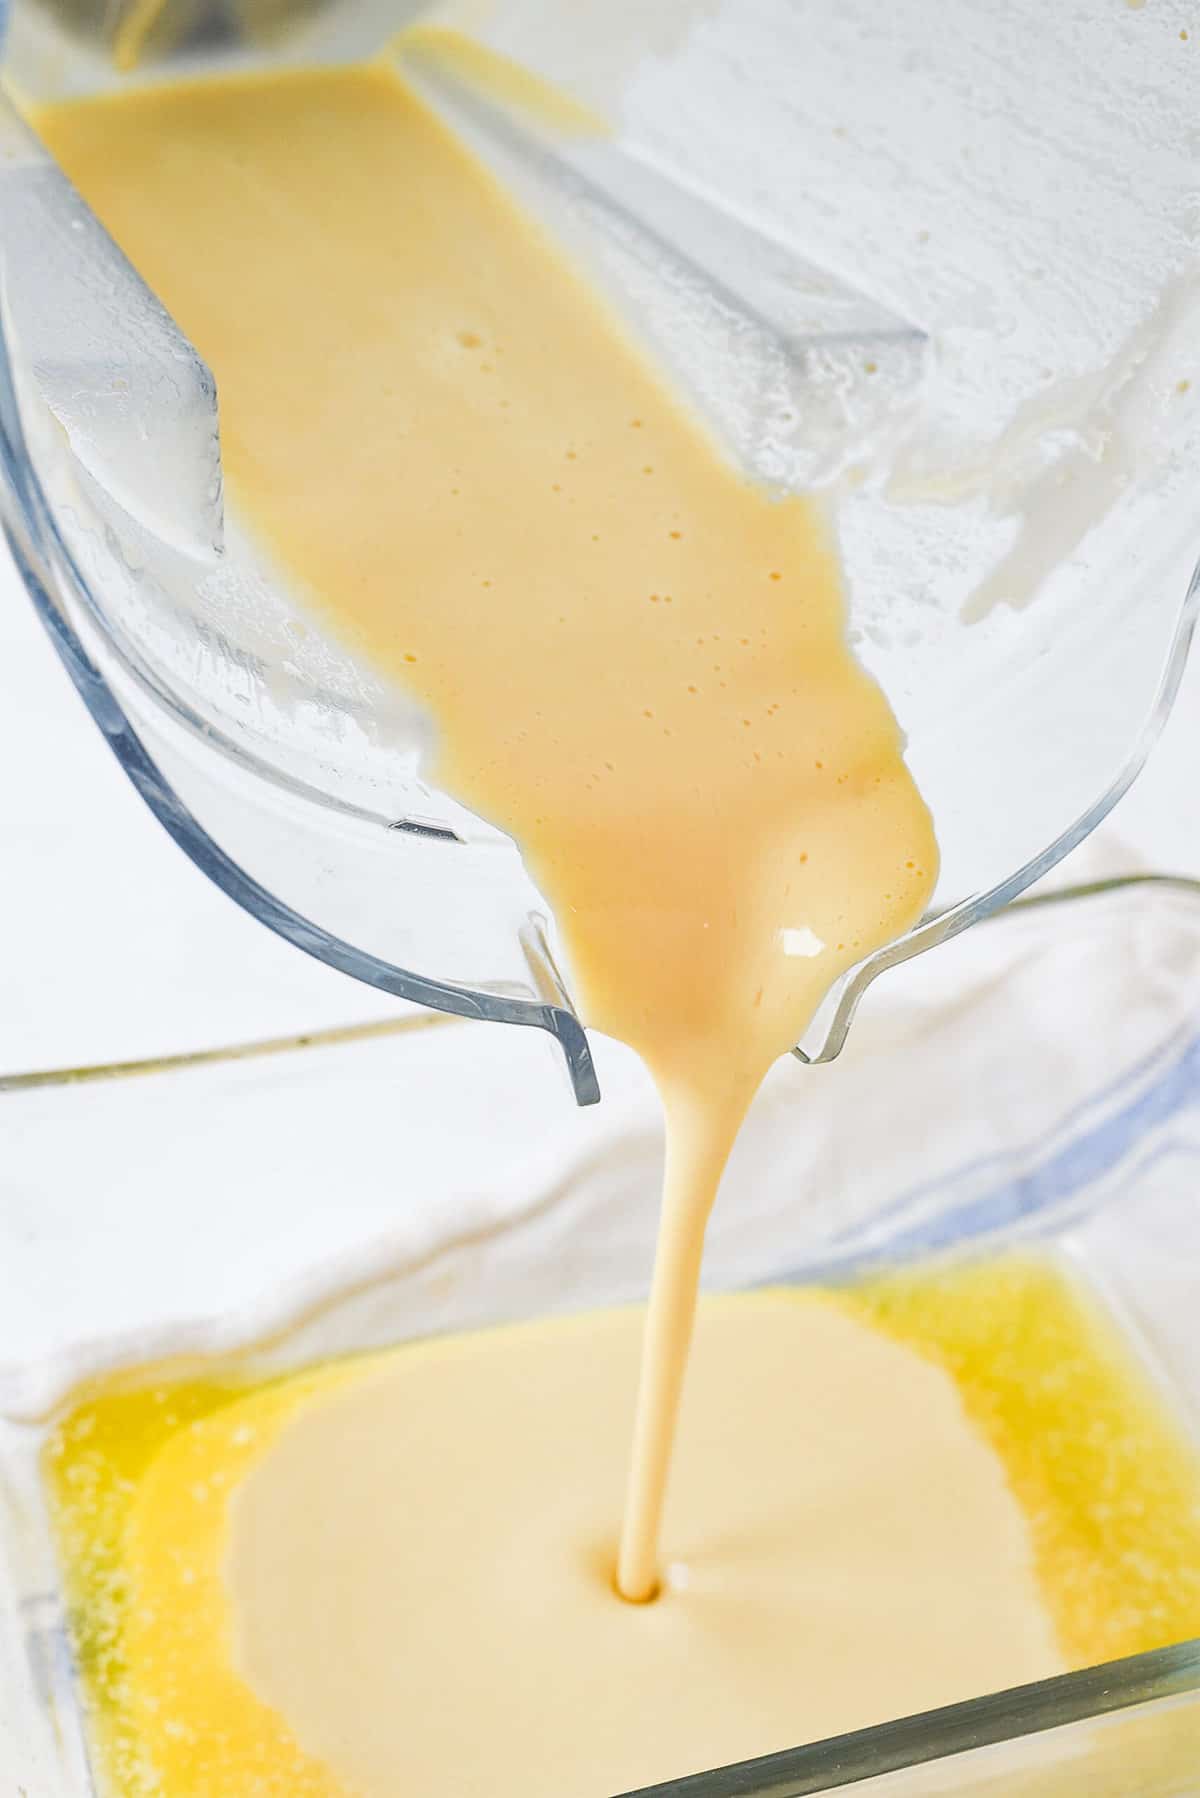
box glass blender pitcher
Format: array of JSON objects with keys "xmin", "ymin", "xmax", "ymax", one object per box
[{"xmin": 0, "ymin": 0, "xmax": 1196, "ymax": 1105}]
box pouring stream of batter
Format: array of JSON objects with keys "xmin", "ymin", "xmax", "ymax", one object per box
[{"xmin": 35, "ymin": 58, "xmax": 938, "ymax": 1602}]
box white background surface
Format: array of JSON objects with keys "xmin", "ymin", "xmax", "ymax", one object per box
[{"xmin": 3, "ymin": 537, "xmax": 1199, "ymax": 1076}]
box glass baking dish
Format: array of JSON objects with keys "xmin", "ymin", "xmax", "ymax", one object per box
[{"xmin": 3, "ymin": 875, "xmax": 1200, "ymax": 1795}]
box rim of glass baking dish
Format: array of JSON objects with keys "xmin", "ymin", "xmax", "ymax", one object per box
[{"xmin": 625, "ymin": 1637, "xmax": 1200, "ymax": 1796}]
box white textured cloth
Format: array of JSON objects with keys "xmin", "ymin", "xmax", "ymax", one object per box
[{"xmin": 3, "ymin": 848, "xmax": 1200, "ymax": 1416}]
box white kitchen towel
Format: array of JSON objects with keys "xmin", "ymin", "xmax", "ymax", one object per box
[{"xmin": 3, "ymin": 855, "xmax": 1200, "ymax": 1415}]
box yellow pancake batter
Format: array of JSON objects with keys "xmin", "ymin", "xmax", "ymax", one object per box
[
  {"xmin": 32, "ymin": 58, "xmax": 937, "ymax": 1601},
  {"xmin": 45, "ymin": 1257, "xmax": 1200, "ymax": 1798}
]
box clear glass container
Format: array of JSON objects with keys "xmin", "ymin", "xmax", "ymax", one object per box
[
  {"xmin": 0, "ymin": 0, "xmax": 1197, "ymax": 1102},
  {"xmin": 3, "ymin": 877, "xmax": 1200, "ymax": 1794}
]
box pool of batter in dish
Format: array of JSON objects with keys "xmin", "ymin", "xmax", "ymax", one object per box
[{"xmin": 46, "ymin": 1254, "xmax": 1200, "ymax": 1798}]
